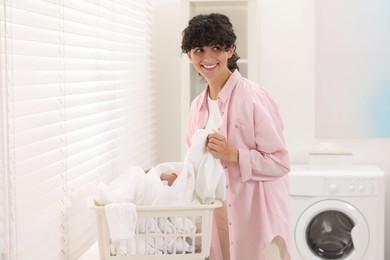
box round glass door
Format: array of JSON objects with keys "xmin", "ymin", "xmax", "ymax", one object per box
[
  {"xmin": 306, "ymin": 210, "xmax": 355, "ymax": 259},
  {"xmin": 295, "ymin": 200, "xmax": 369, "ymax": 260}
]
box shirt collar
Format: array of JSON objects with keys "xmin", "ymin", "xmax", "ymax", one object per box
[
  {"xmin": 196, "ymin": 69, "xmax": 241, "ymax": 112},
  {"xmin": 218, "ymin": 69, "xmax": 240, "ymax": 103}
]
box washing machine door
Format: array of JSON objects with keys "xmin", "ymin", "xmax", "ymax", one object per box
[{"xmin": 295, "ymin": 200, "xmax": 369, "ymax": 260}]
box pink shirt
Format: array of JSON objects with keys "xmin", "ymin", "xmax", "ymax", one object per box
[{"xmin": 186, "ymin": 70, "xmax": 291, "ymax": 260}]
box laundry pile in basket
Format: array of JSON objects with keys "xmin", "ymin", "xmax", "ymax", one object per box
[{"xmin": 93, "ymin": 129, "xmax": 226, "ymax": 256}]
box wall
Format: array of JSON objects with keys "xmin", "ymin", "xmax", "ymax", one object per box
[
  {"xmin": 151, "ymin": 0, "xmax": 183, "ymax": 164},
  {"xmin": 152, "ymin": 0, "xmax": 390, "ymax": 258}
]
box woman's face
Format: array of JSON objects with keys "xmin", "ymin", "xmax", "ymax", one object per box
[{"xmin": 187, "ymin": 45, "xmax": 233, "ymax": 81}]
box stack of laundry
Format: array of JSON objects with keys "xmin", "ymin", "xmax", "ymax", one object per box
[{"xmin": 93, "ymin": 129, "xmax": 226, "ymax": 256}]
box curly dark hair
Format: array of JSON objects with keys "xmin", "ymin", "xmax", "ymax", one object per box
[{"xmin": 181, "ymin": 13, "xmax": 240, "ymax": 72}]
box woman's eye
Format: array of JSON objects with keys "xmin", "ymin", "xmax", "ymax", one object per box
[
  {"xmin": 194, "ymin": 48, "xmax": 202, "ymax": 53},
  {"xmin": 212, "ymin": 46, "xmax": 221, "ymax": 51}
]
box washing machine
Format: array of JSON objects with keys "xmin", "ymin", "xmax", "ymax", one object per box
[{"xmin": 289, "ymin": 164, "xmax": 384, "ymax": 260}]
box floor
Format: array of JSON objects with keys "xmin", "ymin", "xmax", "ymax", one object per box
[{"xmin": 78, "ymin": 242, "xmax": 100, "ymax": 260}]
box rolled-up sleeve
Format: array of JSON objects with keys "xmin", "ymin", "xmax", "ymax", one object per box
[{"xmin": 237, "ymin": 93, "xmax": 290, "ymax": 182}]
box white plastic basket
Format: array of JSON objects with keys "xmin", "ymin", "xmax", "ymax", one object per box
[{"xmin": 87, "ymin": 197, "xmax": 222, "ymax": 260}]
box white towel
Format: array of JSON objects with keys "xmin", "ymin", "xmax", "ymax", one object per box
[
  {"xmin": 94, "ymin": 129, "xmax": 225, "ymax": 207},
  {"xmin": 94, "ymin": 166, "xmax": 164, "ymax": 205},
  {"xmin": 105, "ymin": 202, "xmax": 137, "ymax": 256},
  {"xmin": 151, "ymin": 129, "xmax": 226, "ymax": 205},
  {"xmin": 187, "ymin": 129, "xmax": 226, "ymax": 204}
]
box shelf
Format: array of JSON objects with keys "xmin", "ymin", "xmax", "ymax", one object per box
[{"xmin": 237, "ymin": 59, "xmax": 248, "ymax": 63}]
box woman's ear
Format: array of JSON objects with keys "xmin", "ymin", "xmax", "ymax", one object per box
[
  {"xmin": 228, "ymin": 48, "xmax": 234, "ymax": 59},
  {"xmin": 227, "ymin": 47, "xmax": 234, "ymax": 59}
]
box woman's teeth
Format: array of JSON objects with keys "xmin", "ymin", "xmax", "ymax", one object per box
[{"xmin": 203, "ymin": 64, "xmax": 217, "ymax": 69}]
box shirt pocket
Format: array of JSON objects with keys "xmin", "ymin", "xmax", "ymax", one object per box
[{"xmin": 228, "ymin": 121, "xmax": 255, "ymax": 148}]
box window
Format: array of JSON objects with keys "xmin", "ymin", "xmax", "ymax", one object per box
[{"xmin": 0, "ymin": 0, "xmax": 156, "ymax": 259}]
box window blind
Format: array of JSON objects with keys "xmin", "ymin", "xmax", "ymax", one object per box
[{"xmin": 0, "ymin": 0, "xmax": 156, "ymax": 259}]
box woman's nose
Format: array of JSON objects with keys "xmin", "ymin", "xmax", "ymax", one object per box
[{"xmin": 202, "ymin": 49, "xmax": 215, "ymax": 60}]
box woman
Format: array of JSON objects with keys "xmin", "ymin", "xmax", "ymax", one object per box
[{"xmin": 181, "ymin": 13, "xmax": 292, "ymax": 260}]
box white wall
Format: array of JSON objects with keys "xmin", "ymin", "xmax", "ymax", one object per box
[
  {"xmin": 152, "ymin": 0, "xmax": 390, "ymax": 258},
  {"xmin": 151, "ymin": 0, "xmax": 183, "ymax": 163}
]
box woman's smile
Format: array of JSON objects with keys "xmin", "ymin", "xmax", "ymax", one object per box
[{"xmin": 202, "ymin": 63, "xmax": 218, "ymax": 71}]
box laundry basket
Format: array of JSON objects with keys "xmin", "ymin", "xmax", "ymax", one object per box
[{"xmin": 87, "ymin": 197, "xmax": 222, "ymax": 260}]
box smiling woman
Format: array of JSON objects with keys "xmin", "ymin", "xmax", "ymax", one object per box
[
  {"xmin": 0, "ymin": 1, "xmax": 156, "ymax": 259},
  {"xmin": 182, "ymin": 13, "xmax": 239, "ymax": 101},
  {"xmin": 187, "ymin": 45, "xmax": 234, "ymax": 99},
  {"xmin": 181, "ymin": 13, "xmax": 292, "ymax": 260}
]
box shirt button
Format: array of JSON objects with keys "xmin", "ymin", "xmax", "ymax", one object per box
[
  {"xmin": 221, "ymin": 111, "xmax": 224, "ymax": 115},
  {"xmin": 226, "ymin": 185, "xmax": 229, "ymax": 189},
  {"xmin": 229, "ymin": 222, "xmax": 232, "ymax": 226},
  {"xmin": 234, "ymin": 124, "xmax": 238, "ymax": 128},
  {"xmin": 228, "ymin": 204, "xmax": 232, "ymax": 207},
  {"xmin": 224, "ymin": 166, "xmax": 227, "ymax": 169}
]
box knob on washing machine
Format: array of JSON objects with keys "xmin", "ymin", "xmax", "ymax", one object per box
[{"xmin": 328, "ymin": 183, "xmax": 339, "ymax": 194}]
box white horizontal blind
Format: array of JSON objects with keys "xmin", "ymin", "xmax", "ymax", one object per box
[{"xmin": 0, "ymin": 0, "xmax": 156, "ymax": 259}]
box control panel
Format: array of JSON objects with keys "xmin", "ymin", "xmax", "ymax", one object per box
[
  {"xmin": 289, "ymin": 164, "xmax": 384, "ymax": 197},
  {"xmin": 324, "ymin": 177, "xmax": 378, "ymax": 196}
]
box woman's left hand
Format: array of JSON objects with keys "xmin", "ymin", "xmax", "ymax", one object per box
[
  {"xmin": 160, "ymin": 173, "xmax": 177, "ymax": 186},
  {"xmin": 207, "ymin": 131, "xmax": 238, "ymax": 163}
]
